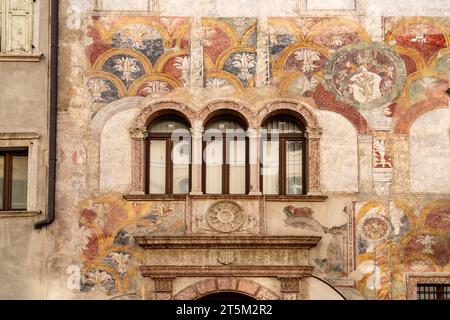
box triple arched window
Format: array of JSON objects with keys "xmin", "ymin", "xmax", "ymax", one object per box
[{"xmin": 145, "ymin": 112, "xmax": 307, "ymax": 196}]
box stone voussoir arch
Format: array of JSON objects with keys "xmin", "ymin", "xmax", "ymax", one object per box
[
  {"xmin": 255, "ymin": 99, "xmax": 323, "ymax": 195},
  {"xmin": 255, "ymin": 99, "xmax": 320, "ymax": 129},
  {"xmin": 394, "ymin": 98, "xmax": 449, "ymax": 134},
  {"xmin": 90, "ymin": 96, "xmax": 145, "ymax": 138},
  {"xmin": 173, "ymin": 278, "xmax": 280, "ymax": 300},
  {"xmin": 132, "ymin": 99, "xmax": 197, "ymax": 131},
  {"xmin": 198, "ymin": 100, "xmax": 255, "ymax": 128},
  {"xmin": 88, "ymin": 97, "xmax": 145, "ymax": 192},
  {"xmin": 129, "ymin": 99, "xmax": 197, "ymax": 193}
]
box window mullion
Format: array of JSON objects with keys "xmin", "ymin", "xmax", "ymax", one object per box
[
  {"xmin": 280, "ymin": 138, "xmax": 286, "ymax": 195},
  {"xmin": 166, "ymin": 138, "xmax": 173, "ymax": 194},
  {"xmin": 223, "ymin": 134, "xmax": 229, "ymax": 194},
  {"xmin": 4, "ymin": 154, "xmax": 12, "ymax": 210}
]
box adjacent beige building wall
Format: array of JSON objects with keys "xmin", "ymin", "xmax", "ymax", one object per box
[{"xmin": 0, "ymin": 0, "xmax": 50, "ymax": 299}]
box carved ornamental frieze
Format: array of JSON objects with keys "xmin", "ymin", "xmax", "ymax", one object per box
[{"xmin": 192, "ymin": 200, "xmax": 261, "ymax": 234}]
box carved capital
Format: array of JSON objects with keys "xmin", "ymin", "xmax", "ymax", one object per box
[
  {"xmin": 357, "ymin": 134, "xmax": 373, "ymax": 143},
  {"xmin": 153, "ymin": 276, "xmax": 175, "ymax": 293},
  {"xmin": 279, "ymin": 277, "xmax": 301, "ymax": 293},
  {"xmin": 130, "ymin": 128, "xmax": 148, "ymax": 139},
  {"xmin": 190, "ymin": 121, "xmax": 204, "ymax": 138},
  {"xmin": 247, "ymin": 128, "xmax": 260, "ymax": 140},
  {"xmin": 306, "ymin": 127, "xmax": 323, "ymax": 139}
]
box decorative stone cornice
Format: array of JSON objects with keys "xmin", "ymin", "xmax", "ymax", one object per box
[
  {"xmin": 0, "ymin": 132, "xmax": 40, "ymax": 140},
  {"xmin": 136, "ymin": 235, "xmax": 322, "ymax": 249},
  {"xmin": 0, "ymin": 53, "xmax": 43, "ymax": 62},
  {"xmin": 140, "ymin": 265, "xmax": 315, "ymax": 278}
]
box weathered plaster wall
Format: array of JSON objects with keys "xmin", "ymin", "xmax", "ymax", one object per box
[
  {"xmin": 100, "ymin": 109, "xmax": 138, "ymax": 192},
  {"xmin": 318, "ymin": 111, "xmax": 358, "ymax": 193},
  {"xmin": 409, "ymin": 109, "xmax": 450, "ymax": 193}
]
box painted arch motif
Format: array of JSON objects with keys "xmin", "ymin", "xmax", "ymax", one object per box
[
  {"xmin": 386, "ymin": 17, "xmax": 449, "ymax": 64},
  {"xmin": 202, "ymin": 18, "xmax": 257, "ymax": 89},
  {"xmin": 268, "ymin": 17, "xmax": 370, "ymax": 96},
  {"xmin": 85, "ymin": 16, "xmax": 191, "ymax": 104}
]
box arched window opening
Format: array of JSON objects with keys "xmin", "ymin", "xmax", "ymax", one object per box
[
  {"xmin": 146, "ymin": 116, "xmax": 191, "ymax": 195},
  {"xmin": 203, "ymin": 116, "xmax": 249, "ymax": 195},
  {"xmin": 261, "ymin": 115, "xmax": 306, "ymax": 195}
]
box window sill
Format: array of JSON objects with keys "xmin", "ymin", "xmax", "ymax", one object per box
[
  {"xmin": 0, "ymin": 53, "xmax": 44, "ymax": 62},
  {"xmin": 123, "ymin": 194, "xmax": 328, "ymax": 202},
  {"xmin": 123, "ymin": 194, "xmax": 188, "ymax": 201},
  {"xmin": 264, "ymin": 195, "xmax": 328, "ymax": 202},
  {"xmin": 0, "ymin": 211, "xmax": 42, "ymax": 218}
]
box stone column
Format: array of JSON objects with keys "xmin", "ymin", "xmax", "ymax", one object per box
[
  {"xmin": 256, "ymin": 18, "xmax": 270, "ymax": 87},
  {"xmin": 248, "ymin": 128, "xmax": 262, "ymax": 195},
  {"xmin": 279, "ymin": 277, "xmax": 301, "ymax": 300},
  {"xmin": 298, "ymin": 277, "xmax": 309, "ymax": 300},
  {"xmin": 306, "ymin": 128, "xmax": 322, "ymax": 195},
  {"xmin": 391, "ymin": 134, "xmax": 410, "ymax": 194},
  {"xmin": 357, "ymin": 134, "xmax": 373, "ymax": 194},
  {"xmin": 130, "ymin": 129, "xmax": 147, "ymax": 194},
  {"xmin": 153, "ymin": 276, "xmax": 175, "ymax": 300},
  {"xmin": 190, "ymin": 121, "xmax": 203, "ymax": 195}
]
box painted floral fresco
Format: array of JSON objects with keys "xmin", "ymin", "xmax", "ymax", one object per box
[
  {"xmin": 85, "ymin": 16, "xmax": 190, "ymax": 105},
  {"xmin": 354, "ymin": 200, "xmax": 450, "ymax": 300},
  {"xmin": 268, "ymin": 17, "xmax": 371, "ymax": 96},
  {"xmin": 64, "ymin": 196, "xmax": 185, "ymax": 295},
  {"xmin": 202, "ymin": 17, "xmax": 257, "ymax": 88}
]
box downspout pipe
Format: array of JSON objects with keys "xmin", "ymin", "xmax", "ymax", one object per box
[{"xmin": 35, "ymin": 0, "xmax": 58, "ymax": 229}]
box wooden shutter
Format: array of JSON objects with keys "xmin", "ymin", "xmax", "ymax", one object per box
[{"xmin": 5, "ymin": 0, "xmax": 33, "ymax": 53}]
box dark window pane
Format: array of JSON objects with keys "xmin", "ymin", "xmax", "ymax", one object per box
[
  {"xmin": 286, "ymin": 141, "xmax": 303, "ymax": 195},
  {"xmin": 0, "ymin": 156, "xmax": 3, "ymax": 209},
  {"xmin": 205, "ymin": 140, "xmax": 223, "ymax": 194},
  {"xmin": 264, "ymin": 117, "xmax": 302, "ymax": 133},
  {"xmin": 172, "ymin": 140, "xmax": 190, "ymax": 194},
  {"xmin": 206, "ymin": 118, "xmax": 244, "ymax": 132},
  {"xmin": 148, "ymin": 118, "xmax": 189, "ymax": 133},
  {"xmin": 11, "ymin": 156, "xmax": 28, "ymax": 210},
  {"xmin": 262, "ymin": 140, "xmax": 279, "ymax": 194},
  {"xmin": 149, "ymin": 140, "xmax": 166, "ymax": 194},
  {"xmin": 229, "ymin": 139, "xmax": 246, "ymax": 194}
]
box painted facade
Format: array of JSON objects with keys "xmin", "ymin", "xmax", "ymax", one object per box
[{"xmin": 0, "ymin": 0, "xmax": 449, "ymax": 300}]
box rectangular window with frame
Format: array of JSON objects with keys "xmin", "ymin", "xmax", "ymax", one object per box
[
  {"xmin": 417, "ymin": 284, "xmax": 450, "ymax": 300},
  {"xmin": 0, "ymin": 0, "xmax": 34, "ymax": 54},
  {"xmin": 261, "ymin": 136, "xmax": 306, "ymax": 196},
  {"xmin": 0, "ymin": 148, "xmax": 28, "ymax": 211}
]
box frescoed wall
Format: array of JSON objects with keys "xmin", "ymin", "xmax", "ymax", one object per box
[
  {"xmin": 4, "ymin": 0, "xmax": 448, "ymax": 300},
  {"xmin": 85, "ymin": 16, "xmax": 190, "ymax": 110}
]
